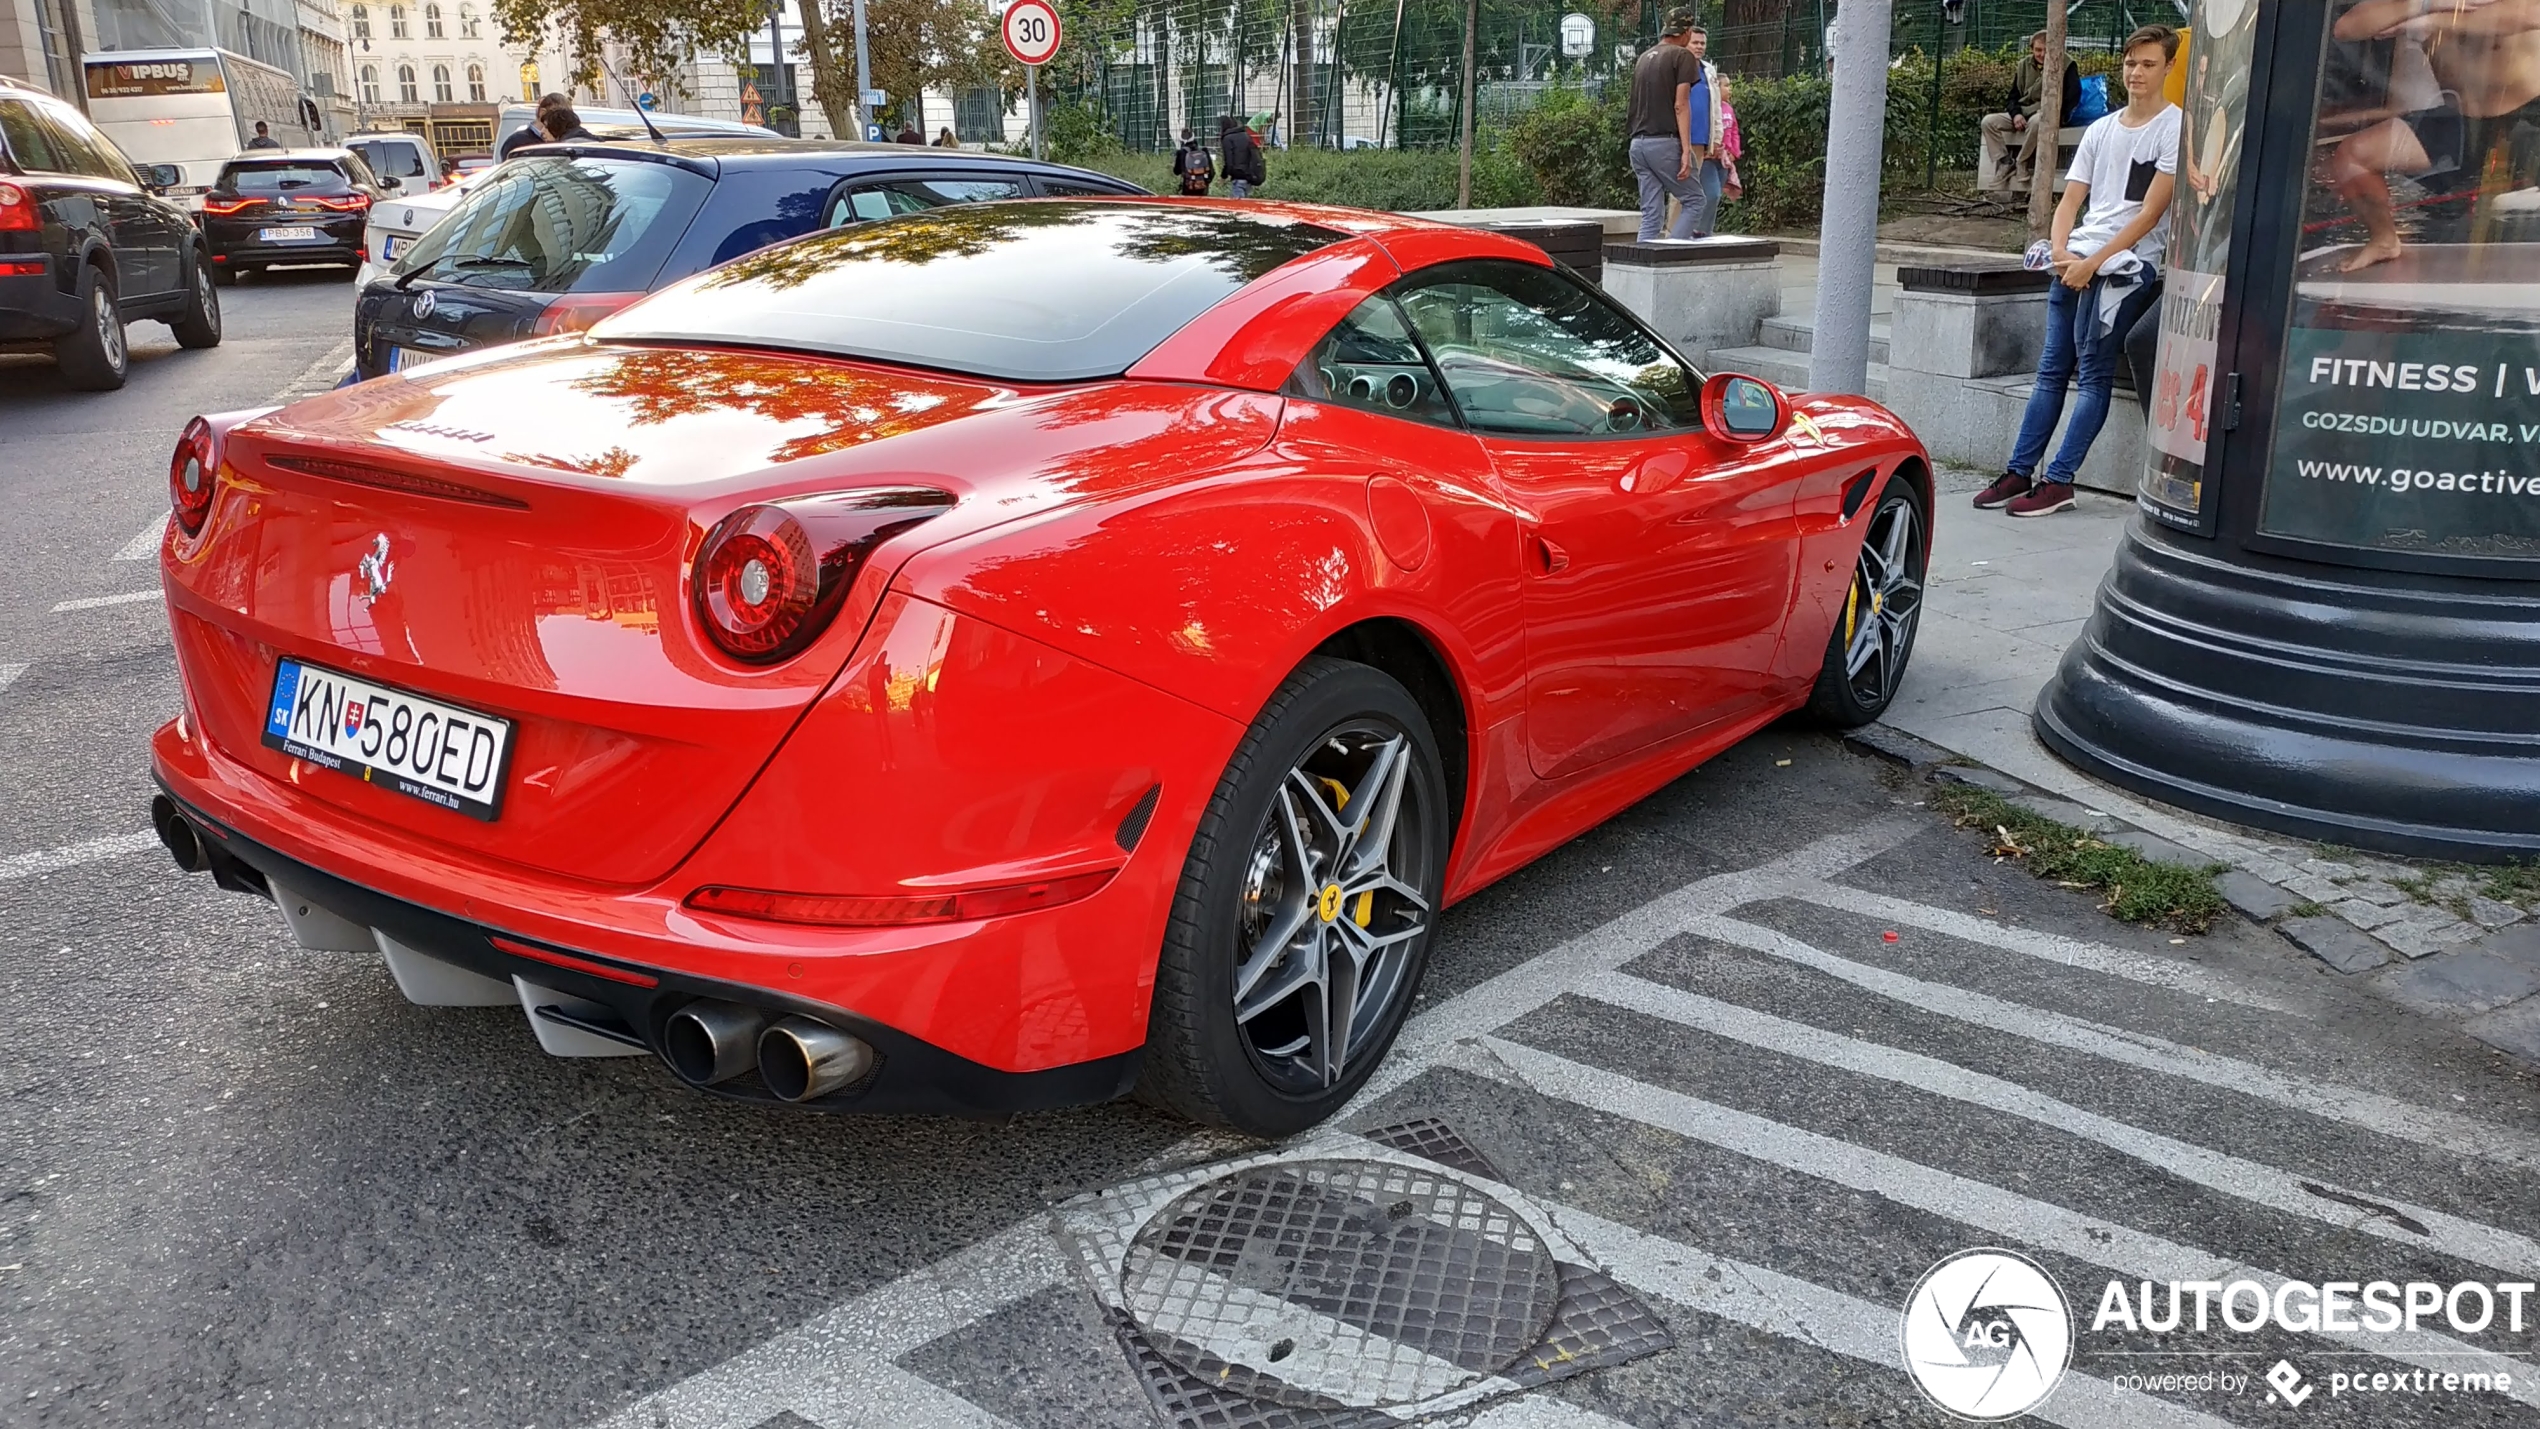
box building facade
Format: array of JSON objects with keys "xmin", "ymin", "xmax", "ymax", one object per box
[{"xmin": 340, "ymin": 0, "xmax": 595, "ymax": 158}]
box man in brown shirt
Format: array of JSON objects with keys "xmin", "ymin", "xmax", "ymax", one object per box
[{"xmin": 1627, "ymin": 9, "xmax": 1712, "ymax": 240}]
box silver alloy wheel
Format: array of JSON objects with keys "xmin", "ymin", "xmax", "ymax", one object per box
[
  {"xmin": 94, "ymin": 282, "xmax": 125, "ymax": 370},
  {"xmin": 196, "ymin": 266, "xmax": 220, "ymax": 338},
  {"xmin": 1230, "ymin": 724, "xmax": 1432, "ymax": 1094},
  {"xmin": 1843, "ymin": 495, "xmax": 1923, "ymax": 706}
]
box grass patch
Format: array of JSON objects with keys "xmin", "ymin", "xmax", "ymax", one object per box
[
  {"xmin": 1929, "ymin": 781, "xmax": 2228, "ymax": 933},
  {"xmin": 2390, "ymin": 861, "xmax": 2540, "ymax": 921},
  {"xmin": 2289, "ymin": 901, "xmax": 2329, "ymax": 919}
]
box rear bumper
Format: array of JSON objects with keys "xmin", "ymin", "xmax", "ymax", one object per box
[
  {"xmin": 0, "ymin": 268, "xmax": 79, "ymax": 342},
  {"xmin": 150, "ymin": 780, "xmax": 1145, "ymax": 1116},
  {"xmin": 211, "ymin": 242, "xmax": 364, "ymax": 268}
]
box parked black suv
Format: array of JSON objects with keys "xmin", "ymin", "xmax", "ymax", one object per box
[
  {"xmin": 0, "ymin": 74, "xmax": 219, "ymax": 390},
  {"xmin": 203, "ymin": 148, "xmax": 393, "ymax": 283},
  {"xmin": 356, "ymin": 137, "xmax": 1143, "ymax": 379}
]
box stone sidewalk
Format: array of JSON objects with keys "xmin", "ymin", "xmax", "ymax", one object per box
[{"xmin": 1877, "ymin": 463, "xmax": 2540, "ymax": 1062}]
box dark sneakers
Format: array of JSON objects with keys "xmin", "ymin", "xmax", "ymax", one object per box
[
  {"xmin": 1973, "ymin": 472, "xmax": 2032, "ymax": 509},
  {"xmin": 2006, "ymin": 481, "xmax": 2079, "ymax": 517}
]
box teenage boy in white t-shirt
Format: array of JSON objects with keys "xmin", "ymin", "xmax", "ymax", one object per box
[{"xmin": 1975, "ymin": 26, "xmax": 2182, "ymax": 517}]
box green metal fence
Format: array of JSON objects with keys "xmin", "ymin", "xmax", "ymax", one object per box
[{"xmin": 1045, "ymin": 0, "xmax": 2189, "ymax": 153}]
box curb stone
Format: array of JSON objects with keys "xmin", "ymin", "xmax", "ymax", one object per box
[{"xmin": 1839, "ymin": 720, "xmax": 2540, "ymax": 1069}]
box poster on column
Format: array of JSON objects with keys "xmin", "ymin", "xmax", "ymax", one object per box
[
  {"xmin": 2261, "ymin": 322, "xmax": 2540, "ymax": 558},
  {"xmin": 2142, "ymin": 269, "xmax": 2223, "ymax": 521}
]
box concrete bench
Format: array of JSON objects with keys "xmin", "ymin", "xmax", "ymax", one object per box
[{"xmin": 1599, "ymin": 238, "xmax": 1783, "ymax": 370}]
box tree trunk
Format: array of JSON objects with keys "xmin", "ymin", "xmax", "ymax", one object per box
[
  {"xmin": 2028, "ymin": 0, "xmax": 2066, "ymax": 240},
  {"xmin": 797, "ymin": 0, "xmax": 855, "ymax": 142},
  {"xmin": 1455, "ymin": 0, "xmax": 1476, "ymax": 205},
  {"xmin": 1290, "ymin": 0, "xmax": 1312, "ymax": 147}
]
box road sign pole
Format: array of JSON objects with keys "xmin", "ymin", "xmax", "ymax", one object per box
[
  {"xmin": 851, "ymin": 0, "xmax": 874, "ymax": 137},
  {"xmin": 1027, "ymin": 64, "xmax": 1041, "ymax": 159}
]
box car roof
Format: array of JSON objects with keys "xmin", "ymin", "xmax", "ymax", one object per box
[{"xmin": 224, "ymin": 148, "xmax": 356, "ymax": 161}]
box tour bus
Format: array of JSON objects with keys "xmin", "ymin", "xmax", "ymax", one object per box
[{"xmin": 83, "ymin": 48, "xmax": 315, "ymax": 213}]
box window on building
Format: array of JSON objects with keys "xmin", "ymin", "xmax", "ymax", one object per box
[
  {"xmin": 432, "ymin": 63, "xmax": 452, "ymax": 101},
  {"xmin": 389, "ymin": 4, "xmax": 407, "ymax": 39},
  {"xmin": 359, "ymin": 64, "xmax": 379, "ymax": 103},
  {"xmin": 398, "ymin": 63, "xmax": 417, "ymax": 102},
  {"xmin": 518, "ymin": 61, "xmax": 538, "ymax": 101},
  {"xmin": 458, "ymin": 4, "xmax": 478, "ymax": 38},
  {"xmin": 466, "ymin": 62, "xmax": 485, "ymax": 101},
  {"xmin": 424, "ymin": 3, "xmax": 441, "ymax": 37},
  {"xmin": 954, "ymin": 87, "xmax": 1005, "ymax": 144},
  {"xmin": 351, "ymin": 3, "xmax": 369, "ymax": 40}
]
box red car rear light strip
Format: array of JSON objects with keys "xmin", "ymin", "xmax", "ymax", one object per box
[
  {"xmin": 200, "ymin": 196, "xmax": 259, "ymax": 215},
  {"xmin": 686, "ymin": 870, "xmax": 1116, "ymax": 928},
  {"xmin": 263, "ymin": 454, "xmax": 532, "ymax": 509},
  {"xmin": 486, "ymin": 935, "xmax": 660, "ymax": 987}
]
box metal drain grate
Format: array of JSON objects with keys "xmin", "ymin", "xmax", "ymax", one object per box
[
  {"xmin": 1060, "ymin": 1120, "xmax": 1675, "ymax": 1429},
  {"xmin": 1119, "ymin": 1160, "xmax": 1563, "ymax": 1408}
]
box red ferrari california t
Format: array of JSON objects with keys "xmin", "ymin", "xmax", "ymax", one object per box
[{"xmin": 150, "ymin": 200, "xmax": 1932, "ymax": 1136}]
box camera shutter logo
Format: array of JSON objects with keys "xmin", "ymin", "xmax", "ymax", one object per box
[{"xmin": 1901, "ymin": 1248, "xmax": 2073, "ymax": 1420}]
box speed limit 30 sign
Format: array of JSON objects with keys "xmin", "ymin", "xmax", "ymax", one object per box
[{"xmin": 1003, "ymin": 0, "xmax": 1061, "ymax": 66}]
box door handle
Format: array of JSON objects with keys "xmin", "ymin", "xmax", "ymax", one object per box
[{"xmin": 1528, "ymin": 534, "xmax": 1570, "ymax": 575}]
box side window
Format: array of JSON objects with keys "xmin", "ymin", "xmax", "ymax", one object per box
[
  {"xmin": 38, "ymin": 104, "xmax": 135, "ymax": 184},
  {"xmin": 1034, "ymin": 178, "xmax": 1125, "ymax": 197},
  {"xmin": 0, "ymin": 99, "xmax": 63, "ymax": 173},
  {"xmin": 822, "ymin": 175, "xmax": 1026, "ymax": 228},
  {"xmin": 1395, "ymin": 260, "xmax": 1702, "ymax": 438},
  {"xmin": 1289, "ymin": 294, "xmax": 1460, "ymax": 429},
  {"xmin": 341, "ymin": 151, "xmax": 379, "ymax": 188}
]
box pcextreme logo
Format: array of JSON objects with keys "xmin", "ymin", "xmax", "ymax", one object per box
[{"xmin": 1901, "ymin": 1248, "xmax": 2074, "ymax": 1421}]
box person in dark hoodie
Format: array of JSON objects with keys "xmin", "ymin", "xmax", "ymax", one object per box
[
  {"xmin": 499, "ymin": 94, "xmax": 571, "ymax": 159},
  {"xmin": 1218, "ymin": 113, "xmax": 1264, "ymax": 197},
  {"xmin": 539, "ymin": 104, "xmax": 597, "ymax": 145},
  {"xmin": 1170, "ymin": 127, "xmax": 1214, "ymax": 195}
]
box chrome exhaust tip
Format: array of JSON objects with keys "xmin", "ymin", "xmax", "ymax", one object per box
[
  {"xmin": 664, "ymin": 1000, "xmax": 765, "ymax": 1086},
  {"xmin": 151, "ymin": 794, "xmax": 210, "ymax": 874},
  {"xmin": 757, "ymin": 1017, "xmax": 874, "ymax": 1102}
]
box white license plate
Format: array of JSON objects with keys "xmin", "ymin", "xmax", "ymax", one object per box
[
  {"xmin": 258, "ymin": 225, "xmax": 321, "ymax": 242},
  {"xmin": 382, "ymin": 233, "xmax": 409, "ymax": 260},
  {"xmin": 385, "ymin": 345, "xmax": 435, "ymax": 373},
  {"xmin": 262, "ymin": 658, "xmax": 515, "ymax": 820}
]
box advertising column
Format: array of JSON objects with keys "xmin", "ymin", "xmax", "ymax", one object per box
[
  {"xmin": 2253, "ymin": 0, "xmax": 2540, "ymax": 563},
  {"xmin": 2141, "ymin": 0, "xmax": 2260, "ymax": 527}
]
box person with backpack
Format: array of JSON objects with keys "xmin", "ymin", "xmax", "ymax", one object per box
[
  {"xmin": 1219, "ymin": 114, "xmax": 1265, "ymax": 197},
  {"xmin": 1171, "ymin": 128, "xmax": 1215, "ymax": 196}
]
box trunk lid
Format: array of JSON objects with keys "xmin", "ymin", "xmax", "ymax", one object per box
[{"xmin": 169, "ymin": 342, "xmax": 1050, "ymax": 886}]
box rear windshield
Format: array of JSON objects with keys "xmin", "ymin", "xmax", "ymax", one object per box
[
  {"xmin": 390, "ymin": 154, "xmax": 710, "ymax": 295},
  {"xmin": 350, "ymin": 139, "xmax": 429, "ymax": 179},
  {"xmin": 218, "ymin": 160, "xmax": 347, "ymax": 192},
  {"xmin": 593, "ymin": 201, "xmax": 1346, "ymax": 382}
]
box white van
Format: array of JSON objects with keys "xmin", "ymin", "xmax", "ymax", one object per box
[
  {"xmin": 344, "ymin": 132, "xmax": 441, "ymax": 194},
  {"xmin": 82, "ymin": 48, "xmax": 314, "ymax": 212}
]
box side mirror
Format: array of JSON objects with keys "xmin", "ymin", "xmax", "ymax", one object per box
[
  {"xmin": 1702, "ymin": 372, "xmax": 1788, "ymax": 443},
  {"xmin": 380, "ymin": 175, "xmax": 403, "ymax": 192},
  {"xmin": 142, "ymin": 163, "xmax": 182, "ymax": 191}
]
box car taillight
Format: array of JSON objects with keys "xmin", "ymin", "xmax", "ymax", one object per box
[
  {"xmin": 690, "ymin": 488, "xmax": 954, "ymax": 664},
  {"xmin": 531, "ymin": 291, "xmax": 642, "ymax": 336},
  {"xmin": 0, "ymin": 181, "xmax": 35, "ymax": 231},
  {"xmin": 312, "ymin": 193, "xmax": 371, "ymax": 212},
  {"xmin": 684, "ymin": 870, "xmax": 1115, "ymax": 926},
  {"xmin": 169, "ymin": 416, "xmax": 218, "ymax": 536},
  {"xmin": 201, "ymin": 196, "xmax": 258, "ymax": 216}
]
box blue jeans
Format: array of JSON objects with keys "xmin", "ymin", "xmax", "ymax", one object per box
[
  {"xmin": 2008, "ymin": 275, "xmax": 2163, "ymax": 486},
  {"xmin": 1629, "ymin": 136, "xmax": 1702, "ymax": 240},
  {"xmin": 1691, "ymin": 157, "xmax": 1725, "ymax": 236},
  {"xmin": 1229, "ymin": 177, "xmax": 1251, "ymax": 198}
]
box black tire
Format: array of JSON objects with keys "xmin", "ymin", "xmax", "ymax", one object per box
[
  {"xmin": 53, "ymin": 264, "xmax": 128, "ymax": 391},
  {"xmin": 1138, "ymin": 657, "xmax": 1448, "ymax": 1137},
  {"xmin": 169, "ymin": 252, "xmax": 222, "ymax": 349},
  {"xmin": 1802, "ymin": 475, "xmax": 1928, "ymax": 727}
]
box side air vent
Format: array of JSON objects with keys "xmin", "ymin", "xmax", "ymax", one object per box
[
  {"xmin": 1115, "ymin": 783, "xmax": 1162, "ymax": 853},
  {"xmin": 263, "ymin": 454, "xmax": 531, "ymax": 509}
]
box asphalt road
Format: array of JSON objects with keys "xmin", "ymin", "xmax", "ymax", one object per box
[{"xmin": 5, "ymin": 276, "xmax": 2540, "ymax": 1429}]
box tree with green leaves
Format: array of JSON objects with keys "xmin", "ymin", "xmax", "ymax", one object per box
[
  {"xmin": 828, "ymin": 0, "xmax": 1021, "ymax": 136},
  {"xmin": 490, "ymin": 0, "xmax": 767, "ymax": 99}
]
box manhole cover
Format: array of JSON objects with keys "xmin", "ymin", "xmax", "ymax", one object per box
[{"xmin": 1117, "ymin": 1158, "xmax": 1562, "ymax": 1408}]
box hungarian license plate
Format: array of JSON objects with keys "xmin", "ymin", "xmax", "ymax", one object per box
[
  {"xmin": 381, "ymin": 233, "xmax": 409, "ymax": 260},
  {"xmin": 385, "ymin": 345, "xmax": 434, "ymax": 373},
  {"xmin": 262, "ymin": 658, "xmax": 515, "ymax": 820},
  {"xmin": 258, "ymin": 225, "xmax": 321, "ymax": 242}
]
